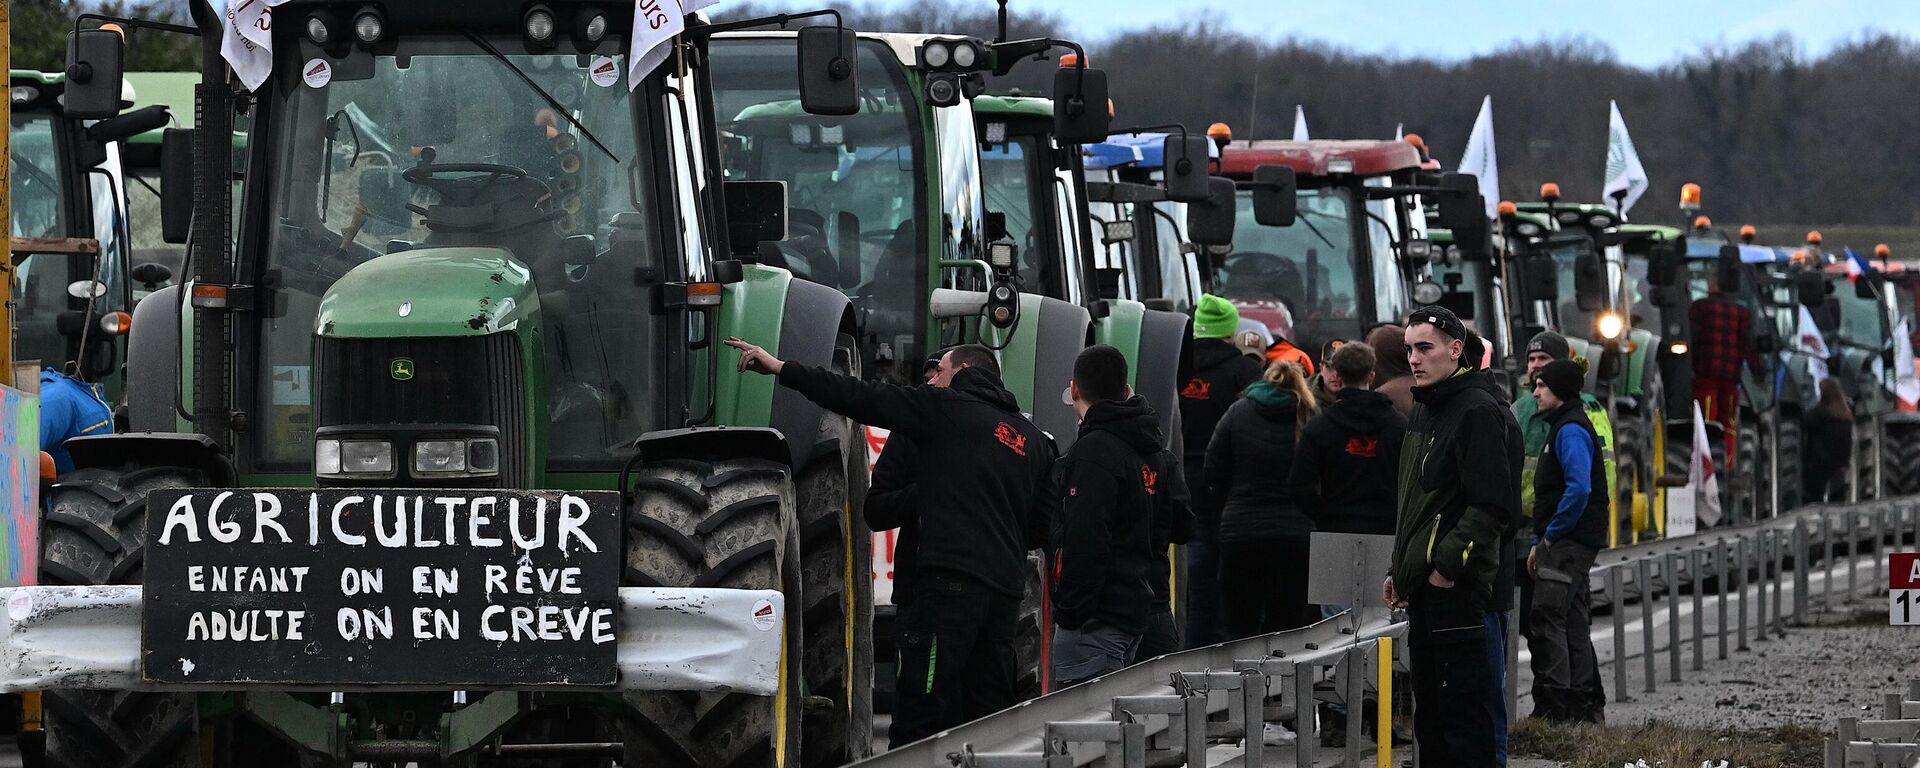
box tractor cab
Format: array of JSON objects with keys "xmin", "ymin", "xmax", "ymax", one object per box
[
  {"xmin": 1078, "ymin": 131, "xmax": 1217, "ymax": 311},
  {"xmin": 8, "ymin": 69, "xmax": 158, "ymax": 400},
  {"xmin": 1211, "ymin": 133, "xmax": 1492, "ymax": 365}
]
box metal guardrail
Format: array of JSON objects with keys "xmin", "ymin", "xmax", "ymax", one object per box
[{"xmin": 860, "ymin": 496, "xmax": 1920, "ymax": 768}]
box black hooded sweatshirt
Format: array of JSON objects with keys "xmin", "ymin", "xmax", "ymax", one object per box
[
  {"xmin": 778, "ymin": 363, "xmax": 1057, "ymax": 599},
  {"xmin": 1289, "ymin": 388, "xmax": 1407, "ymax": 535},
  {"xmin": 1205, "ymin": 382, "xmax": 1314, "ymax": 544},
  {"xmin": 1179, "ymin": 339, "xmax": 1264, "ymax": 528},
  {"xmin": 1050, "ymin": 396, "xmax": 1185, "ymax": 633}
]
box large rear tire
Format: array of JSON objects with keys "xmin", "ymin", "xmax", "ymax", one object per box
[
  {"xmin": 1014, "ymin": 555, "xmax": 1046, "ymax": 700},
  {"xmin": 796, "ymin": 339, "xmax": 874, "ymax": 768},
  {"xmin": 39, "ymin": 465, "xmax": 297, "ymax": 768},
  {"xmin": 1887, "ymin": 423, "xmax": 1920, "ymax": 496},
  {"xmin": 621, "ymin": 458, "xmax": 804, "ymax": 768},
  {"xmin": 1777, "ymin": 414, "xmax": 1804, "ymax": 511}
]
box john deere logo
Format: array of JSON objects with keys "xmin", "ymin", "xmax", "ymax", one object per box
[{"xmin": 390, "ymin": 358, "xmax": 415, "ymax": 381}]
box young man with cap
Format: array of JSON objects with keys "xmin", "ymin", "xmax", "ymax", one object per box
[
  {"xmin": 1179, "ymin": 295, "xmax": 1263, "ymax": 648},
  {"xmin": 725, "ymin": 338, "xmax": 1057, "ymax": 747},
  {"xmin": 1525, "ymin": 360, "xmax": 1608, "ymax": 724},
  {"xmin": 1513, "ymin": 332, "xmax": 1617, "ymax": 520},
  {"xmin": 1051, "ymin": 345, "xmax": 1187, "ymax": 685},
  {"xmin": 1384, "ymin": 306, "xmax": 1522, "ymax": 767}
]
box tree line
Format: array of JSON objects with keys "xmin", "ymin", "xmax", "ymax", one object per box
[
  {"xmin": 717, "ymin": 2, "xmax": 1920, "ymax": 229},
  {"xmin": 16, "ymin": 1, "xmax": 1919, "ymax": 228}
]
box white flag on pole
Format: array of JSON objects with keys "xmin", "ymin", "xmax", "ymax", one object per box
[
  {"xmin": 1602, "ymin": 100, "xmax": 1649, "ymax": 217},
  {"xmin": 1457, "ymin": 96, "xmax": 1499, "ymax": 219},
  {"xmin": 1394, "ymin": 122, "xmax": 1404, "ymax": 141},
  {"xmin": 1683, "ymin": 401, "xmax": 1720, "ymax": 531},
  {"xmin": 1896, "ymin": 319, "xmax": 1920, "ymax": 409},
  {"xmin": 1292, "ymin": 105, "xmax": 1310, "ymax": 141},
  {"xmin": 1797, "ymin": 305, "xmax": 1831, "ymax": 389},
  {"xmin": 629, "ymin": 0, "xmax": 723, "ymax": 89},
  {"xmin": 205, "ymin": 0, "xmax": 294, "ymax": 91}
]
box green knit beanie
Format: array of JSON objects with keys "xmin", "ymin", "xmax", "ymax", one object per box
[{"xmin": 1193, "ymin": 294, "xmax": 1240, "ymax": 339}]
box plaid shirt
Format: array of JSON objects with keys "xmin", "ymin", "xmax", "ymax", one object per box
[{"xmin": 1689, "ymin": 296, "xmax": 1763, "ymax": 381}]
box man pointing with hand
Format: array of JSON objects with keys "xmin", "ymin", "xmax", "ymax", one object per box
[{"xmin": 725, "ymin": 337, "xmax": 1057, "ymax": 747}]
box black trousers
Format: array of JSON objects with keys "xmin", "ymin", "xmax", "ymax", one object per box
[
  {"xmin": 1408, "ymin": 584, "xmax": 1500, "ymax": 767},
  {"xmin": 1137, "ymin": 602, "xmax": 1181, "ymax": 660},
  {"xmin": 889, "ymin": 571, "xmax": 1019, "ymax": 749},
  {"xmin": 1220, "ymin": 538, "xmax": 1316, "ymax": 639},
  {"xmin": 1527, "ymin": 541, "xmax": 1601, "ymax": 720}
]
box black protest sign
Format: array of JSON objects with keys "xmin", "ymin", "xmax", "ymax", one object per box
[{"xmin": 141, "ymin": 489, "xmax": 620, "ymax": 687}]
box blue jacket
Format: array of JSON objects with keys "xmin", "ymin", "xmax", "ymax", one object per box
[{"xmin": 39, "ymin": 370, "xmax": 113, "ymax": 474}]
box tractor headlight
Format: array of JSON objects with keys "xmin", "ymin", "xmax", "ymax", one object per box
[
  {"xmin": 1597, "ymin": 312, "xmax": 1625, "ymax": 340},
  {"xmin": 316, "ymin": 439, "xmax": 394, "ymax": 478},
  {"xmin": 414, "ymin": 438, "xmax": 501, "ymax": 477}
]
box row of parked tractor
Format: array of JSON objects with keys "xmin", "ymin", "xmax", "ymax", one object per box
[{"xmin": 5, "ymin": 2, "xmax": 1916, "ymax": 766}]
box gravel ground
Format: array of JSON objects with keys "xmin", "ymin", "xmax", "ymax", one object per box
[{"xmin": 1600, "ymin": 597, "xmax": 1912, "ymax": 730}]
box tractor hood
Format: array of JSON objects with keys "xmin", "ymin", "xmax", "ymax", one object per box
[{"xmin": 315, "ymin": 247, "xmax": 539, "ymax": 339}]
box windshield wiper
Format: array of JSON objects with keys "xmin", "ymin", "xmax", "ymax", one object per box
[
  {"xmin": 465, "ymin": 33, "xmax": 619, "ymax": 163},
  {"xmin": 1293, "ymin": 208, "xmax": 1339, "ymax": 252}
]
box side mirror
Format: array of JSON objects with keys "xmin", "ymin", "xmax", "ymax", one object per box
[
  {"xmin": 1436, "ymin": 172, "xmax": 1489, "ymax": 251},
  {"xmin": 86, "ymin": 105, "xmax": 170, "ymax": 145},
  {"xmin": 160, "ymin": 128, "xmax": 195, "ymax": 245},
  {"xmin": 1185, "ymin": 177, "xmax": 1236, "ymax": 247},
  {"xmin": 1162, "ymin": 135, "xmax": 1211, "ymax": 203},
  {"xmin": 1052, "ymin": 66, "xmax": 1110, "ymax": 144},
  {"xmin": 724, "ymin": 180, "xmax": 789, "ymax": 255},
  {"xmin": 64, "ymin": 28, "xmax": 126, "ymax": 119},
  {"xmin": 797, "ymin": 26, "xmax": 858, "ymax": 117},
  {"xmin": 1650, "ymin": 284, "xmax": 1684, "ymax": 308},
  {"xmin": 1574, "ymin": 250, "xmax": 1606, "ymax": 312},
  {"xmin": 1250, "ymin": 165, "xmax": 1297, "ymax": 227},
  {"xmin": 1647, "ymin": 241, "xmax": 1679, "ymax": 287},
  {"xmin": 1524, "ymin": 252, "xmax": 1558, "ymax": 303},
  {"xmin": 1796, "ymin": 272, "xmax": 1824, "ymax": 308}
]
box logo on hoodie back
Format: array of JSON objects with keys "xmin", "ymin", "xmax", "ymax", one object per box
[
  {"xmin": 1180, "ymin": 377, "xmax": 1211, "ymax": 400},
  {"xmin": 993, "ymin": 422, "xmax": 1027, "ymax": 456}
]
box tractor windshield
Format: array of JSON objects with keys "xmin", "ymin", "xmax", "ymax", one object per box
[
  {"xmin": 10, "ymin": 110, "xmax": 70, "ymax": 371},
  {"xmin": 980, "ymin": 134, "xmax": 1079, "ymax": 300},
  {"xmin": 711, "ymin": 37, "xmax": 925, "ymax": 375},
  {"xmin": 1548, "ymin": 234, "xmax": 1601, "ymax": 334},
  {"xmin": 1215, "ymin": 187, "xmax": 1364, "ymax": 353},
  {"xmin": 253, "ymin": 36, "xmax": 654, "ymax": 470},
  {"xmin": 1835, "ymin": 282, "xmax": 1887, "ymax": 349}
]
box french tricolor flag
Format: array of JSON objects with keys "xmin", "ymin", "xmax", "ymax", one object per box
[{"xmin": 1846, "ymin": 246, "xmax": 1871, "ymax": 282}]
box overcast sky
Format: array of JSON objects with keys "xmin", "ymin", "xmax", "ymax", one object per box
[{"xmin": 925, "ymin": 0, "xmax": 1920, "ymax": 67}]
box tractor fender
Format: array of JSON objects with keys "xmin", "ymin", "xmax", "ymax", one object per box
[
  {"xmin": 1135, "ymin": 307, "xmax": 1194, "ymax": 444},
  {"xmin": 772, "ymin": 277, "xmax": 856, "ymax": 467},
  {"xmin": 632, "ymin": 426, "xmax": 792, "ymax": 468},
  {"xmin": 62, "ymin": 433, "xmax": 235, "ymax": 486},
  {"xmin": 124, "ymin": 285, "xmax": 182, "ymax": 433},
  {"xmin": 999, "ymin": 295, "xmax": 1092, "ymax": 453}
]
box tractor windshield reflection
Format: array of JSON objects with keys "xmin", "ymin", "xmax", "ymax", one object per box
[
  {"xmin": 1215, "ymin": 187, "xmax": 1361, "ymax": 353},
  {"xmin": 256, "ymin": 37, "xmax": 657, "ymax": 470}
]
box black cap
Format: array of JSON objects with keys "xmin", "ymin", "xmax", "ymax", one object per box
[
  {"xmin": 1537, "ymin": 359, "xmax": 1585, "ymax": 403},
  {"xmin": 1406, "ymin": 305, "xmax": 1470, "ymax": 343},
  {"xmin": 1526, "ymin": 331, "xmax": 1572, "ymax": 361}
]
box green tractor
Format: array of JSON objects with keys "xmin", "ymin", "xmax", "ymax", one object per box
[
  {"xmin": 20, "ymin": 3, "xmax": 882, "ymax": 766},
  {"xmin": 9, "ymin": 69, "xmax": 177, "ymax": 401},
  {"xmin": 706, "ymin": 29, "xmax": 1115, "ymax": 705}
]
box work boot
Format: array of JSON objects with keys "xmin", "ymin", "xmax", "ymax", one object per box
[{"xmin": 1318, "ymin": 703, "xmax": 1347, "ymax": 747}]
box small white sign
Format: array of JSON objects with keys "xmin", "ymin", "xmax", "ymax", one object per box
[
  {"xmin": 751, "ymin": 598, "xmax": 777, "ymax": 631},
  {"xmin": 589, "ymin": 55, "xmax": 620, "ymax": 88},
  {"xmin": 1891, "ymin": 590, "xmax": 1919, "ymax": 625},
  {"xmin": 6, "ymin": 591, "xmax": 32, "ymax": 621},
  {"xmin": 301, "ymin": 58, "xmax": 333, "ymax": 89}
]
